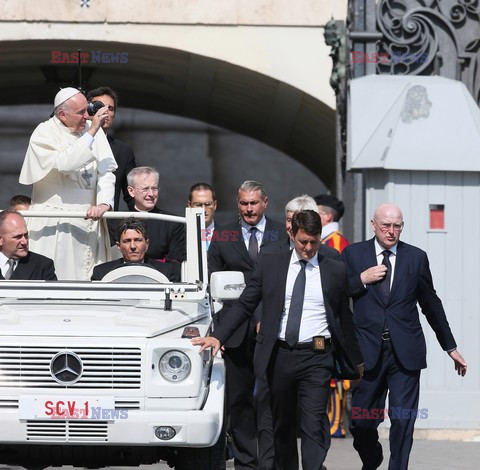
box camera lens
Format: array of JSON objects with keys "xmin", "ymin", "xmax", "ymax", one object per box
[{"xmin": 87, "ymin": 100, "xmax": 105, "ymax": 116}]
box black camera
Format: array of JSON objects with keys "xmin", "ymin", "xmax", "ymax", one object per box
[{"xmin": 87, "ymin": 100, "xmax": 105, "ymax": 116}]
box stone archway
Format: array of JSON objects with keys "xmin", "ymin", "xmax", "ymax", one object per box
[{"xmin": 0, "ymin": 39, "xmax": 335, "ymax": 217}]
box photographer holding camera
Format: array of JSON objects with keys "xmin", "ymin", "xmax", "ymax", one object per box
[
  {"xmin": 19, "ymin": 87, "xmax": 117, "ymax": 281},
  {"xmin": 87, "ymin": 87, "xmax": 137, "ymax": 212}
]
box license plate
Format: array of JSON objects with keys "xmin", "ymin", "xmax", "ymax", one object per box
[{"xmin": 19, "ymin": 395, "xmax": 115, "ymax": 420}]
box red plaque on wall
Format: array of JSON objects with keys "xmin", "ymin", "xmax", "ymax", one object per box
[{"xmin": 429, "ymin": 205, "xmax": 445, "ymax": 230}]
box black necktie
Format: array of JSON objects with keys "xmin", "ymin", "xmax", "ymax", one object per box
[
  {"xmin": 4, "ymin": 259, "xmax": 15, "ymax": 280},
  {"xmin": 285, "ymin": 260, "xmax": 308, "ymax": 347},
  {"xmin": 378, "ymin": 250, "xmax": 392, "ymax": 302},
  {"xmin": 248, "ymin": 227, "xmax": 259, "ymax": 261}
]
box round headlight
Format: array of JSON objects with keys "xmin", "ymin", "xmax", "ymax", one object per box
[{"xmin": 159, "ymin": 350, "xmax": 191, "ymax": 382}]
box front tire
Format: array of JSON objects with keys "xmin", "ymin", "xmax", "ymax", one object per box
[{"xmin": 175, "ymin": 424, "xmax": 226, "ymax": 470}]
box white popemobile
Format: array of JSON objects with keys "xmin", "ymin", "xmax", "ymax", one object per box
[{"xmin": 0, "ymin": 208, "xmax": 244, "ymax": 470}]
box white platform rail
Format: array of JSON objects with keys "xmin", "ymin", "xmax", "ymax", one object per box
[{"xmin": 1, "ymin": 208, "xmax": 208, "ymax": 300}]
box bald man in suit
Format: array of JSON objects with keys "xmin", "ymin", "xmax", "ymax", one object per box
[
  {"xmin": 341, "ymin": 203, "xmax": 467, "ymax": 470},
  {"xmin": 0, "ymin": 210, "xmax": 56, "ymax": 281}
]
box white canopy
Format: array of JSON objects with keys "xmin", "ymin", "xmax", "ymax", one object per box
[{"xmin": 348, "ymin": 75, "xmax": 480, "ymax": 171}]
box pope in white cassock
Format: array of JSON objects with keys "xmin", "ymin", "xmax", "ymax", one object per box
[{"xmin": 19, "ymin": 87, "xmax": 118, "ymax": 280}]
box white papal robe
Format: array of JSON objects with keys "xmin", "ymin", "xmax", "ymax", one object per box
[{"xmin": 19, "ymin": 116, "xmax": 117, "ymax": 281}]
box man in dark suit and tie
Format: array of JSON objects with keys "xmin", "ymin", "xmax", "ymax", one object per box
[
  {"xmin": 208, "ymin": 180, "xmax": 284, "ymax": 469},
  {"xmin": 86, "ymin": 87, "xmax": 137, "ymax": 211},
  {"xmin": 91, "ymin": 218, "xmax": 179, "ymax": 282},
  {"xmin": 0, "ymin": 210, "xmax": 56, "ymax": 281},
  {"xmin": 187, "ymin": 182, "xmax": 217, "ymax": 251},
  {"xmin": 340, "ymin": 203, "xmax": 467, "ymax": 470},
  {"xmin": 196, "ymin": 210, "xmax": 363, "ymax": 470},
  {"xmin": 255, "ymin": 195, "xmax": 339, "ymax": 469}
]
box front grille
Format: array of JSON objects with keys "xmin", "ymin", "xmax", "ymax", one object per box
[
  {"xmin": 26, "ymin": 420, "xmax": 109, "ymax": 442},
  {"xmin": 115, "ymin": 399, "xmax": 141, "ymax": 410},
  {"xmin": 0, "ymin": 346, "xmax": 142, "ymax": 389},
  {"xmin": 0, "ymin": 397, "xmax": 18, "ymax": 408}
]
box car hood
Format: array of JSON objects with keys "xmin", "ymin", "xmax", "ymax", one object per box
[{"xmin": 0, "ymin": 299, "xmax": 207, "ymax": 338}]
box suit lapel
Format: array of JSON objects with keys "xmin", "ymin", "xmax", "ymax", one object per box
[
  {"xmin": 319, "ymin": 254, "xmax": 336, "ymax": 328},
  {"xmin": 276, "ymin": 250, "xmax": 292, "ymax": 314},
  {"xmin": 11, "ymin": 257, "xmax": 32, "ymax": 280},
  {"xmin": 230, "ymin": 217, "xmax": 278, "ymax": 267},
  {"xmin": 261, "ymin": 218, "xmax": 277, "ymax": 247},
  {"xmin": 229, "ymin": 222, "xmax": 252, "ymax": 266},
  {"xmin": 364, "ymin": 238, "xmax": 378, "ymax": 270}
]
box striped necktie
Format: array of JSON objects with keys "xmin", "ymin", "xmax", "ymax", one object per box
[{"xmin": 4, "ymin": 259, "xmax": 15, "ymax": 280}]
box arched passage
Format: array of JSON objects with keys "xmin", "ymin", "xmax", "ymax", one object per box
[{"xmin": 0, "ymin": 39, "xmax": 335, "ymax": 189}]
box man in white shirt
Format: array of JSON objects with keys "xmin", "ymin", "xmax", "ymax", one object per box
[
  {"xmin": 196, "ymin": 210, "xmax": 363, "ymax": 470},
  {"xmin": 187, "ymin": 182, "xmax": 217, "ymax": 250}
]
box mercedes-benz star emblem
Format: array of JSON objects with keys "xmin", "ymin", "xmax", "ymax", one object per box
[{"xmin": 50, "ymin": 351, "xmax": 83, "ymax": 385}]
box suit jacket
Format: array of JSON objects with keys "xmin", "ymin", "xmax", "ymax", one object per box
[
  {"xmin": 91, "ymin": 257, "xmax": 180, "ymax": 282},
  {"xmin": 0, "ymin": 251, "xmax": 57, "ymax": 281},
  {"xmin": 107, "ymin": 134, "xmax": 137, "ymax": 211},
  {"xmin": 260, "ymin": 235, "xmax": 340, "ymax": 260},
  {"xmin": 340, "ymin": 238, "xmax": 456, "ymax": 371},
  {"xmin": 211, "ymin": 250, "xmax": 363, "ymax": 378},
  {"xmin": 208, "ymin": 217, "xmax": 285, "ymax": 348}
]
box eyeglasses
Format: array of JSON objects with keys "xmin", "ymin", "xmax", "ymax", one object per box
[
  {"xmin": 135, "ymin": 187, "xmax": 159, "ymax": 194},
  {"xmin": 191, "ymin": 202, "xmax": 214, "ymax": 208},
  {"xmin": 374, "ymin": 220, "xmax": 404, "ymax": 232}
]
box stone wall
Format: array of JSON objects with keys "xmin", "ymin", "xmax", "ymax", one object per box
[{"xmin": 0, "ymin": 105, "xmax": 327, "ymax": 225}]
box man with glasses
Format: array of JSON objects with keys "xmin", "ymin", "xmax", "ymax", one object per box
[
  {"xmin": 340, "ymin": 203, "xmax": 467, "ymax": 470},
  {"xmin": 187, "ymin": 183, "xmax": 217, "ymax": 250},
  {"xmin": 125, "ymin": 167, "xmax": 185, "ymax": 263}
]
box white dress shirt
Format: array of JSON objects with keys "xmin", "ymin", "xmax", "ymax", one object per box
[
  {"xmin": 0, "ymin": 252, "xmax": 17, "ymax": 278},
  {"xmin": 241, "ymin": 216, "xmax": 266, "ymax": 252},
  {"xmin": 205, "ymin": 221, "xmax": 215, "ymax": 250},
  {"xmin": 374, "ymin": 239, "xmax": 398, "ymax": 289},
  {"xmin": 278, "ymin": 249, "xmax": 330, "ymax": 342}
]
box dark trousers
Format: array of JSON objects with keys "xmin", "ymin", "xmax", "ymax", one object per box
[
  {"xmin": 267, "ymin": 343, "xmax": 332, "ymax": 470},
  {"xmin": 350, "ymin": 340, "xmax": 420, "ymax": 470},
  {"xmin": 224, "ymin": 337, "xmax": 258, "ymax": 469},
  {"xmin": 255, "ymin": 375, "xmax": 275, "ymax": 470}
]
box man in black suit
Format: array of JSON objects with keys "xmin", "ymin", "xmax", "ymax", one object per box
[
  {"xmin": 208, "ymin": 180, "xmax": 284, "ymax": 470},
  {"xmin": 0, "ymin": 210, "xmax": 56, "ymax": 281},
  {"xmin": 255, "ymin": 194, "xmax": 339, "ymax": 469},
  {"xmin": 195, "ymin": 210, "xmax": 363, "ymax": 470},
  {"xmin": 340, "ymin": 203, "xmax": 467, "ymax": 470},
  {"xmin": 86, "ymin": 87, "xmax": 137, "ymax": 212},
  {"xmin": 87, "ymin": 87, "xmax": 137, "ymax": 248},
  {"xmin": 91, "ymin": 218, "xmax": 179, "ymax": 282}
]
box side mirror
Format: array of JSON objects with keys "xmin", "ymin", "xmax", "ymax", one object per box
[{"xmin": 210, "ymin": 271, "xmax": 246, "ymax": 300}]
